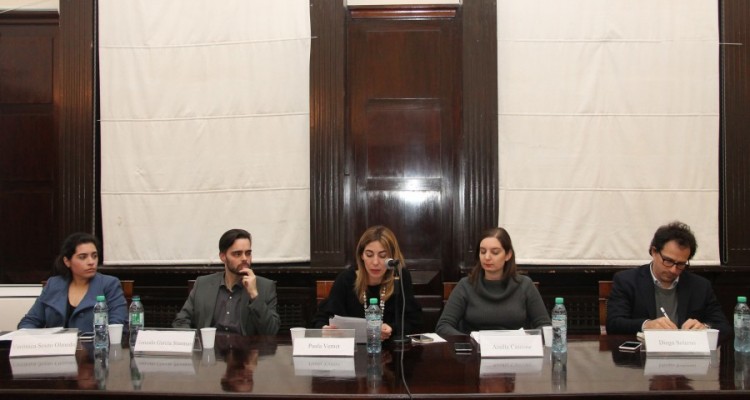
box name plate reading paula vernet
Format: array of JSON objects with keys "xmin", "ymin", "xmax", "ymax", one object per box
[
  {"xmin": 133, "ymin": 330, "xmax": 196, "ymax": 356},
  {"xmin": 293, "ymin": 337, "xmax": 355, "ymax": 357},
  {"xmin": 9, "ymin": 332, "xmax": 78, "ymax": 358},
  {"xmin": 644, "ymin": 329, "xmax": 710, "ymax": 357}
]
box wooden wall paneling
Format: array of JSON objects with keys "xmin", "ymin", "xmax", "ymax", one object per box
[
  {"xmin": 310, "ymin": 0, "xmax": 348, "ymax": 269},
  {"xmin": 57, "ymin": 0, "xmax": 95, "ymax": 240},
  {"xmin": 459, "ymin": 0, "xmax": 498, "ymax": 280},
  {"xmin": 0, "ymin": 12, "xmax": 59, "ymax": 283},
  {"xmin": 720, "ymin": 0, "xmax": 750, "ymax": 265}
]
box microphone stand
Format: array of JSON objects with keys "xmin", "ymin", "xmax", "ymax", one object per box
[
  {"xmin": 385, "ymin": 259, "xmax": 414, "ymax": 398},
  {"xmin": 390, "ymin": 265, "xmax": 410, "ymax": 350}
]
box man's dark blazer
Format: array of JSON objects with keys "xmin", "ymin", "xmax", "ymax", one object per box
[
  {"xmin": 172, "ymin": 271, "xmax": 280, "ymax": 335},
  {"xmin": 606, "ymin": 264, "xmax": 730, "ymax": 338}
]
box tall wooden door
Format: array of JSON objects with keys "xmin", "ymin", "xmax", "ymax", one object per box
[
  {"xmin": 347, "ymin": 7, "xmax": 461, "ymax": 278},
  {"xmin": 0, "ymin": 13, "xmax": 59, "ymax": 283}
]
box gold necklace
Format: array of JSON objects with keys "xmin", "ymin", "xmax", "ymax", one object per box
[{"xmin": 362, "ymin": 285, "xmax": 387, "ymax": 313}]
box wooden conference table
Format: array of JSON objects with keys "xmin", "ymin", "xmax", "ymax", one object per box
[{"xmin": 1, "ymin": 332, "xmax": 748, "ymax": 399}]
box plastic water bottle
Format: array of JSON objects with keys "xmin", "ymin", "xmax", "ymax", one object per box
[
  {"xmin": 94, "ymin": 347, "xmax": 109, "ymax": 389},
  {"xmin": 93, "ymin": 295, "xmax": 109, "ymax": 349},
  {"xmin": 551, "ymin": 351, "xmax": 567, "ymax": 392},
  {"xmin": 365, "ymin": 298, "xmax": 382, "ymax": 354},
  {"xmin": 128, "ymin": 295, "xmax": 145, "ymax": 348},
  {"xmin": 367, "ymin": 353, "xmax": 383, "ymax": 392},
  {"xmin": 734, "ymin": 296, "xmax": 750, "ymax": 352},
  {"xmin": 551, "ymin": 297, "xmax": 567, "ymax": 354},
  {"xmin": 130, "ymin": 353, "xmax": 143, "ymax": 390},
  {"xmin": 735, "ymin": 351, "xmax": 750, "ymax": 390}
]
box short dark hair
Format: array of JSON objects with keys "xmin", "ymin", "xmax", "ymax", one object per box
[
  {"xmin": 54, "ymin": 232, "xmax": 101, "ymax": 278},
  {"xmin": 219, "ymin": 229, "xmax": 252, "ymax": 253},
  {"xmin": 649, "ymin": 221, "xmax": 697, "ymax": 259}
]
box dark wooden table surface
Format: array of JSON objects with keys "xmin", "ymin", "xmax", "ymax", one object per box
[{"xmin": 1, "ymin": 332, "xmax": 748, "ymax": 399}]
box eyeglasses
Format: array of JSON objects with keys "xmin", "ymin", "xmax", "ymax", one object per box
[{"xmin": 659, "ymin": 252, "xmax": 689, "ymax": 270}]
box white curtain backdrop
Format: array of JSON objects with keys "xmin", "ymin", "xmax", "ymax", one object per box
[
  {"xmin": 99, "ymin": 0, "xmax": 311, "ymax": 264},
  {"xmin": 497, "ymin": 0, "xmax": 719, "ymax": 265}
]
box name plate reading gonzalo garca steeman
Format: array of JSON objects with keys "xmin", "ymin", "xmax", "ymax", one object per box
[
  {"xmin": 9, "ymin": 332, "xmax": 78, "ymax": 358},
  {"xmin": 293, "ymin": 337, "xmax": 355, "ymax": 357},
  {"xmin": 133, "ymin": 330, "xmax": 196, "ymax": 356},
  {"xmin": 644, "ymin": 330, "xmax": 710, "ymax": 357},
  {"xmin": 478, "ymin": 330, "xmax": 544, "ymax": 358}
]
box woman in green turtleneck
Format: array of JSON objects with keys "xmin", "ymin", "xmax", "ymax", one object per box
[{"xmin": 436, "ymin": 227, "xmax": 550, "ymax": 336}]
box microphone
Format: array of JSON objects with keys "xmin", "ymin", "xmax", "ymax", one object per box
[{"xmin": 385, "ymin": 258, "xmax": 400, "ymax": 270}]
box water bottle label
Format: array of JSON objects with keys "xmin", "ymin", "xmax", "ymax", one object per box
[
  {"xmin": 94, "ymin": 313, "xmax": 108, "ymax": 325},
  {"xmin": 130, "ymin": 312, "xmax": 144, "ymax": 326}
]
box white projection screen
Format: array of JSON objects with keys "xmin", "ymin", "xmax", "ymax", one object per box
[
  {"xmin": 496, "ymin": 0, "xmax": 719, "ymax": 265},
  {"xmin": 99, "ymin": 0, "xmax": 311, "ymax": 264}
]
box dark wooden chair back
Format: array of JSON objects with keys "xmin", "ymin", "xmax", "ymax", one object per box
[{"xmin": 316, "ymin": 280, "xmax": 334, "ymax": 304}]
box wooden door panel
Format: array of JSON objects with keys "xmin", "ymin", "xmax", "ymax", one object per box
[
  {"xmin": 363, "ymin": 190, "xmax": 442, "ymax": 268},
  {"xmin": 0, "ymin": 14, "xmax": 59, "ymax": 283},
  {"xmin": 362, "ymin": 100, "xmax": 442, "ymax": 179},
  {"xmin": 0, "ymin": 191, "xmax": 55, "ymax": 281},
  {"xmin": 0, "ymin": 114, "xmax": 55, "ymax": 182},
  {"xmin": 348, "ymin": 7, "xmax": 460, "ymax": 274},
  {"xmin": 0, "ymin": 33, "xmax": 54, "ymax": 103}
]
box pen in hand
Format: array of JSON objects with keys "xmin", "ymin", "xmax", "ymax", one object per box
[{"xmin": 659, "ymin": 307, "xmax": 671, "ymax": 321}]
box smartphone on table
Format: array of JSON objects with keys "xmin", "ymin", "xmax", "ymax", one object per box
[
  {"xmin": 618, "ymin": 341, "xmax": 642, "ymax": 352},
  {"xmin": 410, "ymin": 334, "xmax": 435, "ymax": 344}
]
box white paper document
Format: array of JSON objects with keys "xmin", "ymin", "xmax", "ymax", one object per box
[
  {"xmin": 0, "ymin": 327, "xmax": 65, "ymax": 341},
  {"xmin": 329, "ymin": 315, "xmax": 367, "ymax": 343}
]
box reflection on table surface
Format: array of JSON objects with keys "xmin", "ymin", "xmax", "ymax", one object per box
[{"xmin": 1, "ymin": 332, "xmax": 748, "ymax": 399}]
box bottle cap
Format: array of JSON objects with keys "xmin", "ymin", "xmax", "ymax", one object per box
[
  {"xmin": 369, "ymin": 298, "xmax": 377, "ymax": 305},
  {"xmin": 740, "ymin": 296, "xmax": 747, "ymax": 303},
  {"xmin": 96, "ymin": 295, "xmax": 106, "ymax": 302},
  {"xmin": 555, "ymin": 297, "xmax": 564, "ymax": 304},
  {"xmin": 132, "ymin": 295, "xmax": 140, "ymax": 301}
]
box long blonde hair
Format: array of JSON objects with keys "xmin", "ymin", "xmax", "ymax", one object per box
[{"xmin": 353, "ymin": 225, "xmax": 405, "ymax": 304}]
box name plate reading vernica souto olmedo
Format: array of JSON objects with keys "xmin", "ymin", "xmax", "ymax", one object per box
[{"xmin": 10, "ymin": 331, "xmax": 78, "ymax": 358}]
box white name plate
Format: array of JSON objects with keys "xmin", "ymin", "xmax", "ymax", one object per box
[
  {"xmin": 644, "ymin": 330, "xmax": 710, "ymax": 357},
  {"xmin": 644, "ymin": 357, "xmax": 711, "ymax": 376},
  {"xmin": 9, "ymin": 332, "xmax": 77, "ymax": 357},
  {"xmin": 293, "ymin": 356, "xmax": 356, "ymax": 377},
  {"xmin": 479, "ymin": 332, "xmax": 543, "ymax": 358},
  {"xmin": 10, "ymin": 355, "xmax": 78, "ymax": 378},
  {"xmin": 292, "ymin": 337, "xmax": 355, "ymax": 357},
  {"xmin": 480, "ymin": 357, "xmax": 544, "ymax": 375},
  {"xmin": 134, "ymin": 356, "xmax": 197, "ymax": 374},
  {"xmin": 133, "ymin": 330, "xmax": 195, "ymax": 356}
]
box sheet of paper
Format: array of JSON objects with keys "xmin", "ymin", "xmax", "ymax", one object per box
[
  {"xmin": 0, "ymin": 327, "xmax": 65, "ymax": 341},
  {"xmin": 329, "ymin": 315, "xmax": 367, "ymax": 343}
]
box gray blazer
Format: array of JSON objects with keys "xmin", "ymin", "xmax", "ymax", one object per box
[{"xmin": 172, "ymin": 271, "xmax": 280, "ymax": 335}]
